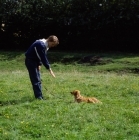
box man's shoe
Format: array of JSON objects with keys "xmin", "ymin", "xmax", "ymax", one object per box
[{"xmin": 36, "ymin": 97, "xmax": 43, "ymax": 100}]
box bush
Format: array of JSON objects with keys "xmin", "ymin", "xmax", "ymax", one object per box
[{"xmin": 0, "ymin": 0, "xmax": 139, "ymax": 51}]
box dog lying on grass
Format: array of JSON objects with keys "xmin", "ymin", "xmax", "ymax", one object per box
[{"xmin": 70, "ymin": 90, "xmax": 102, "ymax": 103}]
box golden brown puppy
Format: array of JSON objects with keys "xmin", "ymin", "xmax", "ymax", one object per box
[{"xmin": 70, "ymin": 90, "xmax": 101, "ymax": 103}]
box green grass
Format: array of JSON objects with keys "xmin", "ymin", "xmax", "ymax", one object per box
[{"xmin": 0, "ymin": 51, "xmax": 139, "ymax": 140}]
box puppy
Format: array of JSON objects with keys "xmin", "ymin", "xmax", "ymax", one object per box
[{"xmin": 70, "ymin": 90, "xmax": 101, "ymax": 103}]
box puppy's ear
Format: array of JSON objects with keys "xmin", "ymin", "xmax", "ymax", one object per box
[
  {"xmin": 75, "ymin": 90, "xmax": 81, "ymax": 96},
  {"xmin": 76, "ymin": 91, "xmax": 80, "ymax": 95},
  {"xmin": 74, "ymin": 91, "xmax": 78, "ymax": 95}
]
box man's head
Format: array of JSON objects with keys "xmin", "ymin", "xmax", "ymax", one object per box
[{"xmin": 47, "ymin": 35, "xmax": 59, "ymax": 48}]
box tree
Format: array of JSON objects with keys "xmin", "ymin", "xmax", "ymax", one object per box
[{"xmin": 0, "ymin": 0, "xmax": 139, "ymax": 51}]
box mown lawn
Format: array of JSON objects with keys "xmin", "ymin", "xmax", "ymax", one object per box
[{"xmin": 0, "ymin": 51, "xmax": 139, "ymax": 140}]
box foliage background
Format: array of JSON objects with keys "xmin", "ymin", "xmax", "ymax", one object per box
[{"xmin": 0, "ymin": 0, "xmax": 139, "ymax": 51}]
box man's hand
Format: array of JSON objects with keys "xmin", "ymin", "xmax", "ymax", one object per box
[
  {"xmin": 38, "ymin": 66, "xmax": 41, "ymax": 71},
  {"xmin": 49, "ymin": 68, "xmax": 56, "ymax": 78}
]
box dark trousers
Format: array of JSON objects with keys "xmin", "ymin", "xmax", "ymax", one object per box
[{"xmin": 25, "ymin": 58, "xmax": 43, "ymax": 98}]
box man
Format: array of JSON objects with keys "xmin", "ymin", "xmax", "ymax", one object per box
[{"xmin": 25, "ymin": 35, "xmax": 59, "ymax": 100}]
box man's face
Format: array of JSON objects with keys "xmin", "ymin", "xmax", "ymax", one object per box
[{"xmin": 48, "ymin": 42, "xmax": 57, "ymax": 48}]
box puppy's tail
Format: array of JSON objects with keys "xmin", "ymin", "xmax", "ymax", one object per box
[
  {"xmin": 93, "ymin": 98, "xmax": 102, "ymax": 104},
  {"xmin": 97, "ymin": 100, "xmax": 102, "ymax": 104}
]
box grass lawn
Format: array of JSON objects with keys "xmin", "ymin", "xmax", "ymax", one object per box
[{"xmin": 0, "ymin": 51, "xmax": 139, "ymax": 140}]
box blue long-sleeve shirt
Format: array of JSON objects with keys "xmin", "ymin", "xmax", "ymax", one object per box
[{"xmin": 25, "ymin": 39, "xmax": 50, "ymax": 69}]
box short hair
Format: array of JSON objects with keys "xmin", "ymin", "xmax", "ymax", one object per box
[{"xmin": 47, "ymin": 35, "xmax": 59, "ymax": 45}]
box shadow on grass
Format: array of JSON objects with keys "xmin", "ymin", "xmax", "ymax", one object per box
[
  {"xmin": 47, "ymin": 51, "xmax": 139, "ymax": 71},
  {"xmin": 0, "ymin": 51, "xmax": 23, "ymax": 61},
  {"xmin": 0, "ymin": 96, "xmax": 34, "ymax": 106},
  {"xmin": 1, "ymin": 51, "xmax": 139, "ymax": 74},
  {"xmin": 1, "ymin": 50, "xmax": 139, "ymax": 64}
]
